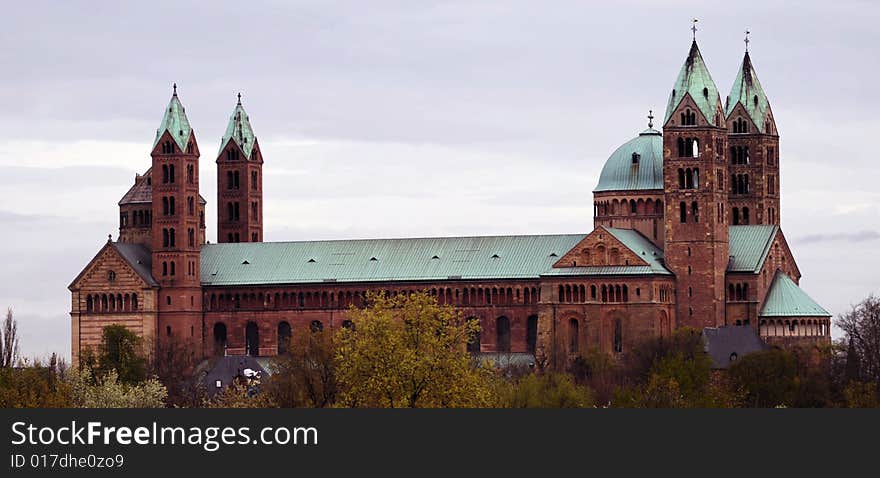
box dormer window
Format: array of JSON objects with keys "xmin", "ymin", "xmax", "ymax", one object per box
[{"xmin": 631, "ymin": 152, "xmax": 640, "ymax": 164}]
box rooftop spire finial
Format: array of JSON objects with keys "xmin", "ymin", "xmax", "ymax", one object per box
[
  {"xmin": 647, "ymin": 109, "xmax": 654, "ymax": 129},
  {"xmin": 237, "ymin": 92, "xmax": 242, "ymax": 105},
  {"xmin": 744, "ymin": 29, "xmax": 750, "ymax": 53},
  {"xmin": 691, "ymin": 18, "xmax": 698, "ymax": 41},
  {"xmin": 173, "ymin": 82, "xmax": 177, "ymax": 96}
]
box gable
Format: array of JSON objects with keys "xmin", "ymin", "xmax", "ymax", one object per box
[
  {"xmin": 666, "ymin": 93, "xmax": 714, "ymax": 128},
  {"xmin": 552, "ymin": 227, "xmax": 649, "ymax": 268},
  {"xmin": 69, "ymin": 242, "xmax": 155, "ymax": 291},
  {"xmin": 726, "ymin": 102, "xmax": 759, "ymax": 133},
  {"xmin": 758, "ymin": 229, "xmax": 801, "ymax": 281}
]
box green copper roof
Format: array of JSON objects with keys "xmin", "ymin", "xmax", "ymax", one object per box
[
  {"xmin": 152, "ymin": 89, "xmax": 192, "ymax": 150},
  {"xmin": 594, "ymin": 128, "xmax": 663, "ymax": 192},
  {"xmin": 664, "ymin": 41, "xmax": 723, "ymax": 125},
  {"xmin": 219, "ymin": 96, "xmax": 256, "ymax": 158},
  {"xmin": 728, "ymin": 225, "xmax": 778, "ymax": 273},
  {"xmin": 200, "ymin": 234, "xmax": 585, "ymax": 286},
  {"xmin": 726, "ymin": 52, "xmax": 771, "ymax": 131},
  {"xmin": 760, "ymin": 271, "xmax": 830, "ymax": 317}
]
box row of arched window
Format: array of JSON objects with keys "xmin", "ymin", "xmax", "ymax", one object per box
[
  {"xmin": 728, "ymin": 283, "xmax": 749, "ymax": 301},
  {"xmin": 85, "ymin": 292, "xmax": 139, "ymax": 312},
  {"xmin": 226, "ymin": 149, "xmax": 241, "ymax": 161},
  {"xmin": 759, "ymin": 318, "xmax": 830, "ymax": 337},
  {"xmin": 594, "ymin": 198, "xmax": 663, "ymax": 217},
  {"xmin": 732, "ymin": 174, "xmax": 750, "ymax": 195},
  {"xmin": 227, "ymin": 171, "xmax": 240, "ymax": 190},
  {"xmin": 465, "ymin": 315, "xmax": 539, "ymax": 354},
  {"xmin": 677, "ymin": 168, "xmax": 700, "ymax": 189},
  {"xmin": 161, "ymin": 164, "xmax": 175, "ymax": 184},
  {"xmin": 732, "ymin": 207, "xmax": 750, "ymax": 225},
  {"xmin": 731, "ymin": 117, "xmax": 749, "ymax": 133},
  {"xmin": 679, "ymin": 201, "xmax": 699, "ymax": 223},
  {"xmin": 226, "ymin": 202, "xmax": 241, "ymax": 222},
  {"xmin": 680, "ymin": 109, "xmax": 697, "ymax": 126},
  {"xmin": 730, "ymin": 146, "xmax": 750, "ymax": 164},
  {"xmin": 676, "ymin": 137, "xmax": 700, "ymax": 158},
  {"xmin": 162, "ymin": 196, "xmax": 176, "ymax": 216},
  {"xmin": 206, "ymin": 286, "xmax": 544, "ymax": 312},
  {"xmin": 122, "ymin": 209, "xmax": 151, "ymax": 228},
  {"xmin": 556, "ymin": 284, "xmax": 636, "ymax": 303},
  {"xmin": 162, "ymin": 228, "xmax": 176, "ymax": 248}
]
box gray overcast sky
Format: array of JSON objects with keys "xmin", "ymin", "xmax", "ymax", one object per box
[{"xmin": 1, "ymin": 0, "xmax": 878, "ymax": 359}]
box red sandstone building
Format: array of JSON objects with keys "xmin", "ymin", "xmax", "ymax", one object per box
[{"xmin": 69, "ymin": 39, "xmax": 831, "ymax": 367}]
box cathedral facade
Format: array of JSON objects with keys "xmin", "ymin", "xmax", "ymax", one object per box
[{"xmin": 69, "ymin": 39, "xmax": 831, "ymax": 367}]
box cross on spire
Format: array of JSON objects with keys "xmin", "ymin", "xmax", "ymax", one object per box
[
  {"xmin": 237, "ymin": 92, "xmax": 242, "ymax": 105},
  {"xmin": 744, "ymin": 29, "xmax": 750, "ymax": 52},
  {"xmin": 648, "ymin": 110, "xmax": 654, "ymax": 129},
  {"xmin": 173, "ymin": 82, "xmax": 177, "ymax": 96},
  {"xmin": 691, "ymin": 18, "xmax": 698, "ymax": 40}
]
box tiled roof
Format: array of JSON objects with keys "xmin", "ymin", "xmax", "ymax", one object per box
[
  {"xmin": 760, "ymin": 271, "xmax": 830, "ymax": 317},
  {"xmin": 593, "ymin": 128, "xmax": 664, "ymax": 192},
  {"xmin": 200, "ymin": 234, "xmax": 585, "ymax": 286},
  {"xmin": 726, "ymin": 52, "xmax": 771, "ymax": 131},
  {"xmin": 664, "ymin": 41, "xmax": 723, "ymax": 125},
  {"xmin": 728, "ymin": 225, "xmax": 778, "ymax": 273},
  {"xmin": 112, "ymin": 242, "xmax": 157, "ymax": 287}
]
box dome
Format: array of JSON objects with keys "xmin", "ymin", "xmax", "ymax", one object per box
[{"xmin": 593, "ymin": 128, "xmax": 663, "ymax": 192}]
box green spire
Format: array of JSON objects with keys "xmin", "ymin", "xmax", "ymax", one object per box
[
  {"xmin": 219, "ymin": 93, "xmax": 256, "ymax": 158},
  {"xmin": 664, "ymin": 41, "xmax": 723, "ymax": 125},
  {"xmin": 152, "ymin": 83, "xmax": 192, "ymax": 150},
  {"xmin": 726, "ymin": 51, "xmax": 772, "ymax": 132}
]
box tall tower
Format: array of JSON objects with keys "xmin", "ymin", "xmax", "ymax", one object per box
[
  {"xmin": 217, "ymin": 94, "xmax": 263, "ymax": 243},
  {"xmin": 150, "ymin": 84, "xmax": 203, "ymax": 353},
  {"xmin": 662, "ymin": 39, "xmax": 729, "ymax": 329},
  {"xmin": 725, "ymin": 40, "xmax": 779, "ymax": 225}
]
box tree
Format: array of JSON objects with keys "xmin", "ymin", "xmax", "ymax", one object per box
[
  {"xmin": 498, "ymin": 372, "xmax": 594, "ymax": 408},
  {"xmin": 335, "ymin": 291, "xmax": 495, "ymax": 408},
  {"xmin": 66, "ymin": 368, "xmax": 166, "ymax": 408},
  {"xmin": 728, "ymin": 349, "xmax": 798, "ymax": 407},
  {"xmin": 97, "ymin": 324, "xmax": 147, "ymax": 384},
  {"xmin": 0, "ymin": 364, "xmax": 71, "ymax": 407},
  {"xmin": 151, "ymin": 336, "xmax": 205, "ymax": 408},
  {"xmin": 1, "ymin": 307, "xmax": 20, "ymax": 368},
  {"xmin": 837, "ymin": 295, "xmax": 880, "ymax": 398},
  {"xmin": 264, "ymin": 329, "xmax": 337, "ymax": 407}
]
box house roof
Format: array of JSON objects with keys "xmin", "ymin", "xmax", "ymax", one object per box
[
  {"xmin": 664, "ymin": 41, "xmax": 723, "ymax": 125},
  {"xmin": 593, "ymin": 127, "xmax": 664, "ymax": 192},
  {"xmin": 726, "ymin": 52, "xmax": 771, "ymax": 131},
  {"xmin": 760, "ymin": 271, "xmax": 830, "ymax": 317},
  {"xmin": 728, "ymin": 225, "xmax": 778, "ymax": 273},
  {"xmin": 200, "ymin": 234, "xmax": 585, "ymax": 286},
  {"xmin": 112, "ymin": 242, "xmax": 158, "ymax": 287},
  {"xmin": 219, "ymin": 97, "xmax": 257, "ymax": 159},
  {"xmin": 702, "ymin": 326, "xmax": 768, "ymax": 369}
]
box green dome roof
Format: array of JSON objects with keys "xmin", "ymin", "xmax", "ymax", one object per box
[{"xmin": 594, "ymin": 128, "xmax": 663, "ymax": 192}]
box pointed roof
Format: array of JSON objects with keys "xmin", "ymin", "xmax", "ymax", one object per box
[
  {"xmin": 664, "ymin": 41, "xmax": 723, "ymax": 125},
  {"xmin": 726, "ymin": 52, "xmax": 771, "ymax": 131},
  {"xmin": 760, "ymin": 271, "xmax": 830, "ymax": 317},
  {"xmin": 152, "ymin": 86, "xmax": 192, "ymax": 150},
  {"xmin": 219, "ymin": 95, "xmax": 256, "ymax": 158}
]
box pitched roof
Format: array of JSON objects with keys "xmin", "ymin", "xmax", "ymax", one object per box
[
  {"xmin": 118, "ymin": 167, "xmax": 206, "ymax": 206},
  {"xmin": 112, "ymin": 242, "xmax": 158, "ymax": 286},
  {"xmin": 219, "ymin": 97, "xmax": 256, "ymax": 159},
  {"xmin": 594, "ymin": 128, "xmax": 664, "ymax": 192},
  {"xmin": 664, "ymin": 41, "xmax": 723, "ymax": 125},
  {"xmin": 702, "ymin": 326, "xmax": 768, "ymax": 369},
  {"xmin": 200, "ymin": 234, "xmax": 584, "ymax": 286},
  {"xmin": 728, "ymin": 225, "xmax": 778, "ymax": 273},
  {"xmin": 726, "ymin": 52, "xmax": 771, "ymax": 131},
  {"xmin": 152, "ymin": 90, "xmax": 192, "ymax": 150},
  {"xmin": 760, "ymin": 271, "xmax": 830, "ymax": 317}
]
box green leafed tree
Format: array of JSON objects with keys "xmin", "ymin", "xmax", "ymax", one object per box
[{"xmin": 97, "ymin": 324, "xmax": 147, "ymax": 384}]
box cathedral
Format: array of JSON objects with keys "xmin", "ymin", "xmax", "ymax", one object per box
[{"xmin": 69, "ymin": 37, "xmax": 831, "ymax": 368}]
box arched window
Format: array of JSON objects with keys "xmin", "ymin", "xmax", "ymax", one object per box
[
  {"xmin": 729, "ymin": 284, "xmax": 735, "ymax": 300},
  {"xmin": 685, "ymin": 169, "xmax": 693, "ymax": 189},
  {"xmin": 613, "ymin": 318, "xmax": 623, "ymax": 353},
  {"xmin": 169, "ymin": 197, "xmax": 175, "ymax": 215},
  {"xmin": 213, "ymin": 323, "xmax": 227, "ymax": 356},
  {"xmin": 601, "ymin": 285, "xmax": 608, "ymax": 303},
  {"xmin": 569, "ymin": 319, "xmax": 579, "ymax": 353},
  {"xmin": 677, "ymin": 137, "xmax": 685, "ymax": 157},
  {"xmin": 692, "ymin": 201, "xmax": 699, "ymax": 223},
  {"xmin": 496, "ymin": 316, "xmax": 511, "ymax": 352},
  {"xmin": 732, "ymin": 207, "xmax": 740, "ymax": 225},
  {"xmin": 526, "ymin": 315, "xmax": 538, "ymax": 354},
  {"xmin": 590, "ymin": 285, "xmax": 597, "ymax": 300},
  {"xmin": 245, "ymin": 322, "xmax": 259, "ymax": 356},
  {"xmin": 692, "ymin": 138, "xmax": 699, "ymax": 158},
  {"xmin": 558, "ymin": 285, "xmax": 564, "ymax": 302},
  {"xmin": 678, "ymin": 169, "xmax": 685, "ymax": 189},
  {"xmin": 743, "ymin": 207, "xmax": 750, "ymax": 225},
  {"xmin": 679, "ymin": 202, "xmax": 687, "ymax": 223},
  {"xmin": 277, "ymin": 322, "xmax": 291, "ymax": 355},
  {"xmin": 227, "ymin": 203, "xmax": 234, "ymax": 222},
  {"xmin": 630, "ymin": 200, "xmax": 637, "ymax": 214}
]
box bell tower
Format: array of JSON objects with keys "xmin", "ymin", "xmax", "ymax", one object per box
[
  {"xmin": 662, "ymin": 38, "xmax": 729, "ymax": 329},
  {"xmin": 217, "ymin": 93, "xmax": 264, "ymax": 243},
  {"xmin": 726, "ymin": 35, "xmax": 780, "ymax": 225},
  {"xmin": 150, "ymin": 84, "xmax": 203, "ymax": 354}
]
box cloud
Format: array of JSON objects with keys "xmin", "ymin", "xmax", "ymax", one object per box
[{"xmin": 796, "ymin": 230, "xmax": 880, "ymax": 245}]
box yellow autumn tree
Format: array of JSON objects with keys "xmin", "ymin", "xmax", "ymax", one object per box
[{"xmin": 335, "ymin": 291, "xmax": 496, "ymax": 408}]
